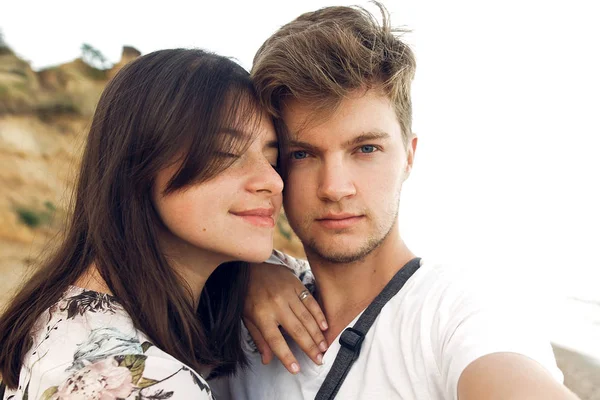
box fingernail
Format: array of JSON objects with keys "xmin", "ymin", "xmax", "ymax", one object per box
[
  {"xmin": 319, "ymin": 341, "xmax": 328, "ymax": 352},
  {"xmin": 321, "ymin": 321, "xmax": 329, "ymax": 330},
  {"xmin": 317, "ymin": 354, "xmax": 323, "ymax": 365},
  {"xmin": 291, "ymin": 363, "xmax": 300, "ymax": 374}
]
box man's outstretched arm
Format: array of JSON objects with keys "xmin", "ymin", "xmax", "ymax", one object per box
[{"xmin": 458, "ymin": 353, "xmax": 578, "ymax": 400}]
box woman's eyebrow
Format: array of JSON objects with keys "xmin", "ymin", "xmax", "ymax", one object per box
[
  {"xmin": 265, "ymin": 140, "xmax": 279, "ymax": 150},
  {"xmin": 220, "ymin": 127, "xmax": 246, "ymax": 137}
]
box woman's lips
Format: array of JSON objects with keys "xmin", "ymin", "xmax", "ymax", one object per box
[{"xmin": 230, "ymin": 208, "xmax": 275, "ymax": 228}]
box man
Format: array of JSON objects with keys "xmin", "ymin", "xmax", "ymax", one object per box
[{"xmin": 217, "ymin": 3, "xmax": 577, "ymax": 399}]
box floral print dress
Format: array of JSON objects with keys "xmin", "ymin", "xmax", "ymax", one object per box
[{"xmin": 1, "ymin": 287, "xmax": 214, "ymax": 400}]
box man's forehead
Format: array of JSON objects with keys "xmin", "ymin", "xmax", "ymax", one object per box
[
  {"xmin": 281, "ymin": 100, "xmax": 335, "ymax": 139},
  {"xmin": 280, "ymin": 88, "xmax": 398, "ymax": 136}
]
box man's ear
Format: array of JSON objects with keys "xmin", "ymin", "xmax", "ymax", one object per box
[{"xmin": 405, "ymin": 134, "xmax": 418, "ymax": 175}]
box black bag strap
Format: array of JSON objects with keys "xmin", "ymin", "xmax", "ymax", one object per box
[
  {"xmin": 0, "ymin": 381, "xmax": 5, "ymax": 399},
  {"xmin": 314, "ymin": 257, "xmax": 421, "ymax": 400}
]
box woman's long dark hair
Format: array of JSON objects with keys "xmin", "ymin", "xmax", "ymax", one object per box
[{"xmin": 0, "ymin": 49, "xmax": 263, "ymax": 388}]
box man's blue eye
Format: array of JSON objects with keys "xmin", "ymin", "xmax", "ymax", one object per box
[
  {"xmin": 359, "ymin": 145, "xmax": 377, "ymax": 153},
  {"xmin": 292, "ymin": 151, "xmax": 309, "ymax": 160}
]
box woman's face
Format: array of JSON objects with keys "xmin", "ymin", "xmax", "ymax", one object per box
[{"xmin": 153, "ymin": 115, "xmax": 283, "ymax": 264}]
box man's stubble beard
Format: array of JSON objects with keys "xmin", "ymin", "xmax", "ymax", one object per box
[{"xmin": 301, "ymin": 200, "xmax": 400, "ymax": 265}]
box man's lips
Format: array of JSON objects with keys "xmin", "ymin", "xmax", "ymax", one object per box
[
  {"xmin": 230, "ymin": 208, "xmax": 275, "ymax": 228},
  {"xmin": 316, "ymin": 213, "xmax": 364, "ymax": 229}
]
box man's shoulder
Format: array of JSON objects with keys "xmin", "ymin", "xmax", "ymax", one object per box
[
  {"xmin": 400, "ymin": 259, "xmax": 474, "ymax": 299},
  {"xmin": 387, "ymin": 259, "xmax": 513, "ymax": 327},
  {"xmin": 372, "ymin": 259, "xmax": 477, "ymax": 340}
]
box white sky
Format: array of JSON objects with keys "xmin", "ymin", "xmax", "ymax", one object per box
[{"xmin": 2, "ymin": 0, "xmax": 599, "ymax": 309}]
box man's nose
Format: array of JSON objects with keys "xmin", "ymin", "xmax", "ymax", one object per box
[{"xmin": 316, "ymin": 158, "xmax": 356, "ymax": 202}]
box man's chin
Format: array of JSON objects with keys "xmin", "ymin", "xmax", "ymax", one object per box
[
  {"xmin": 316, "ymin": 251, "xmax": 368, "ymax": 264},
  {"xmin": 301, "ymin": 229, "xmax": 391, "ymax": 264},
  {"xmin": 306, "ymin": 242, "xmax": 376, "ymax": 264}
]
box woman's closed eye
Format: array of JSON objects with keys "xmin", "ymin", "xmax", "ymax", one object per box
[
  {"xmin": 268, "ymin": 156, "xmax": 279, "ymax": 169},
  {"xmin": 263, "ymin": 148, "xmax": 279, "ymax": 169},
  {"xmin": 216, "ymin": 151, "xmax": 241, "ymax": 159}
]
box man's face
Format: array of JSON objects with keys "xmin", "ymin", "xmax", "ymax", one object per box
[{"xmin": 282, "ymin": 89, "xmax": 416, "ymax": 264}]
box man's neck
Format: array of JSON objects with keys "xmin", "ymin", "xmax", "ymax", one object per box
[{"xmin": 308, "ymin": 233, "xmax": 414, "ymax": 344}]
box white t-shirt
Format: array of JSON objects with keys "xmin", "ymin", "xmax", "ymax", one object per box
[{"xmin": 213, "ymin": 259, "xmax": 563, "ymax": 400}]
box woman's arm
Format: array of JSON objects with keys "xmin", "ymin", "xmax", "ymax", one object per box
[{"xmin": 243, "ymin": 251, "xmax": 328, "ymax": 374}]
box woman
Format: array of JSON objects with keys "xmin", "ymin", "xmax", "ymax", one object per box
[{"xmin": 0, "ymin": 48, "xmax": 316, "ymax": 400}]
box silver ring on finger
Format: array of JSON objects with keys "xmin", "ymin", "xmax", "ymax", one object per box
[{"xmin": 298, "ymin": 289, "xmax": 311, "ymax": 301}]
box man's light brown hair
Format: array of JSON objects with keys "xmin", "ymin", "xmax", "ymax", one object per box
[{"xmin": 252, "ymin": 2, "xmax": 416, "ymax": 143}]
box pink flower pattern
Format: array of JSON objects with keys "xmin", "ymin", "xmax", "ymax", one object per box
[
  {"xmin": 52, "ymin": 358, "xmax": 133, "ymax": 400},
  {"xmin": 2, "ymin": 287, "xmax": 214, "ymax": 400}
]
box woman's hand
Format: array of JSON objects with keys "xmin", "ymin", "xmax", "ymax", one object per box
[{"xmin": 243, "ymin": 262, "xmax": 328, "ymax": 374}]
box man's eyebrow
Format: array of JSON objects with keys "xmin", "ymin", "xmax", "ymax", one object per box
[
  {"xmin": 344, "ymin": 131, "xmax": 390, "ymax": 147},
  {"xmin": 288, "ymin": 140, "xmax": 321, "ymax": 154},
  {"xmin": 287, "ymin": 132, "xmax": 390, "ymax": 152}
]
